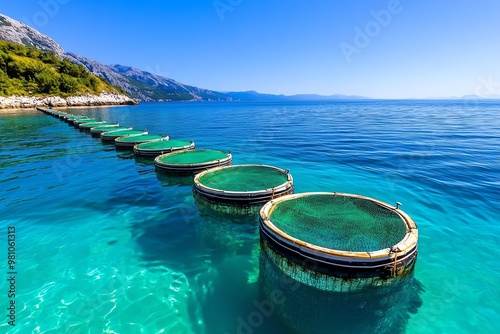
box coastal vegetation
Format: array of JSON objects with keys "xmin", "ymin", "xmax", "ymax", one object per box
[{"xmin": 0, "ymin": 40, "xmax": 126, "ymax": 97}]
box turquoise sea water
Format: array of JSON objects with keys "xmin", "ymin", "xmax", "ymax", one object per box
[{"xmin": 0, "ymin": 100, "xmax": 499, "ymax": 333}]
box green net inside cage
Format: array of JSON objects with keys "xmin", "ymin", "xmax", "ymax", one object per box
[
  {"xmin": 93, "ymin": 126, "xmax": 129, "ymax": 132},
  {"xmin": 76, "ymin": 118, "xmax": 98, "ymax": 123},
  {"xmin": 198, "ymin": 165, "xmax": 289, "ymax": 192},
  {"xmin": 80, "ymin": 121, "xmax": 106, "ymax": 128},
  {"xmin": 102, "ymin": 129, "xmax": 145, "ymax": 137},
  {"xmin": 268, "ymin": 194, "xmax": 407, "ymax": 252},
  {"xmin": 136, "ymin": 139, "xmax": 192, "ymax": 150},
  {"xmin": 157, "ymin": 149, "xmax": 229, "ymax": 165},
  {"xmin": 116, "ymin": 134, "xmax": 164, "ymax": 143},
  {"xmin": 91, "ymin": 124, "xmax": 118, "ymax": 128}
]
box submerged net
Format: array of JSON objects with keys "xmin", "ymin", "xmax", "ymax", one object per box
[
  {"xmin": 259, "ymin": 240, "xmax": 423, "ymax": 334},
  {"xmin": 136, "ymin": 139, "xmax": 192, "ymax": 150},
  {"xmin": 198, "ymin": 165, "xmax": 289, "ymax": 192},
  {"xmin": 116, "ymin": 135, "xmax": 164, "ymax": 143},
  {"xmin": 268, "ymin": 194, "xmax": 406, "ymax": 252},
  {"xmin": 157, "ymin": 149, "xmax": 229, "ymax": 165}
]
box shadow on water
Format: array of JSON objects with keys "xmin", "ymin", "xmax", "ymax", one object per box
[
  {"xmin": 156, "ymin": 171, "xmax": 195, "ymax": 187},
  {"xmin": 134, "ymin": 155, "xmax": 156, "ymax": 167},
  {"xmin": 257, "ymin": 242, "xmax": 424, "ymax": 334},
  {"xmin": 194, "ymin": 195, "xmax": 260, "ymax": 256},
  {"xmin": 133, "ymin": 193, "xmax": 261, "ymax": 273}
]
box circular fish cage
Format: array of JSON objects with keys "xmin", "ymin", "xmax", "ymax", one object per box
[
  {"xmin": 67, "ymin": 116, "xmax": 90, "ymax": 125},
  {"xmin": 89, "ymin": 124, "xmax": 122, "ymax": 137},
  {"xmin": 115, "ymin": 134, "xmax": 169, "ymax": 149},
  {"xmin": 133, "ymin": 139, "xmax": 194, "ymax": 157},
  {"xmin": 101, "ymin": 129, "xmax": 148, "ymax": 142},
  {"xmin": 259, "ymin": 192, "xmax": 418, "ymax": 288},
  {"xmin": 73, "ymin": 118, "xmax": 98, "ymax": 127},
  {"xmin": 193, "ymin": 164, "xmax": 294, "ymax": 206},
  {"xmin": 79, "ymin": 121, "xmax": 107, "ymax": 131},
  {"xmin": 155, "ymin": 149, "xmax": 232, "ymax": 175}
]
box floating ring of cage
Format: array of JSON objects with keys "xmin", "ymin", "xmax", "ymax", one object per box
[
  {"xmin": 89, "ymin": 124, "xmax": 122, "ymax": 137},
  {"xmin": 193, "ymin": 164, "xmax": 294, "ymax": 206},
  {"xmin": 133, "ymin": 139, "xmax": 195, "ymax": 157},
  {"xmin": 259, "ymin": 192, "xmax": 418, "ymax": 281},
  {"xmin": 115, "ymin": 135, "xmax": 169, "ymax": 149},
  {"xmin": 155, "ymin": 149, "xmax": 232, "ymax": 175},
  {"xmin": 101, "ymin": 129, "xmax": 148, "ymax": 142}
]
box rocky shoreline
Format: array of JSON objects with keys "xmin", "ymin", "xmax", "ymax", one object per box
[{"xmin": 0, "ymin": 93, "xmax": 139, "ymax": 109}]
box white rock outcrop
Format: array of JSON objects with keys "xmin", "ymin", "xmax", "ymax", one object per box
[{"xmin": 0, "ymin": 93, "xmax": 138, "ymax": 109}]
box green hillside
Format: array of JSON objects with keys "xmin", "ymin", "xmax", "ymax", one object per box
[{"xmin": 0, "ymin": 40, "xmax": 126, "ymax": 97}]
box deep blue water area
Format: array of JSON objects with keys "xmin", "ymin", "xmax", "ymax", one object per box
[{"xmin": 0, "ymin": 100, "xmax": 498, "ymax": 333}]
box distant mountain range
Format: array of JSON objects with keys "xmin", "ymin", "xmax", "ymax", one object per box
[
  {"xmin": 459, "ymin": 94, "xmax": 500, "ymax": 100},
  {"xmin": 224, "ymin": 91, "xmax": 367, "ymax": 101}
]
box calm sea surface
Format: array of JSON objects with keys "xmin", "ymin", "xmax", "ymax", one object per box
[{"xmin": 0, "ymin": 100, "xmax": 499, "ymax": 333}]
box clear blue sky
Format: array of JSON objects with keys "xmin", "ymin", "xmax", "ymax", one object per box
[{"xmin": 2, "ymin": 0, "xmax": 500, "ymax": 98}]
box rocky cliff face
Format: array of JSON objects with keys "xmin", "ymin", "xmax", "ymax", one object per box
[
  {"xmin": 110, "ymin": 65, "xmax": 231, "ymax": 102},
  {"xmin": 64, "ymin": 55, "xmax": 232, "ymax": 102},
  {"xmin": 64, "ymin": 52, "xmax": 142, "ymax": 97},
  {"xmin": 0, "ymin": 14, "xmax": 64, "ymax": 57},
  {"xmin": 0, "ymin": 13, "xmax": 231, "ymax": 102}
]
